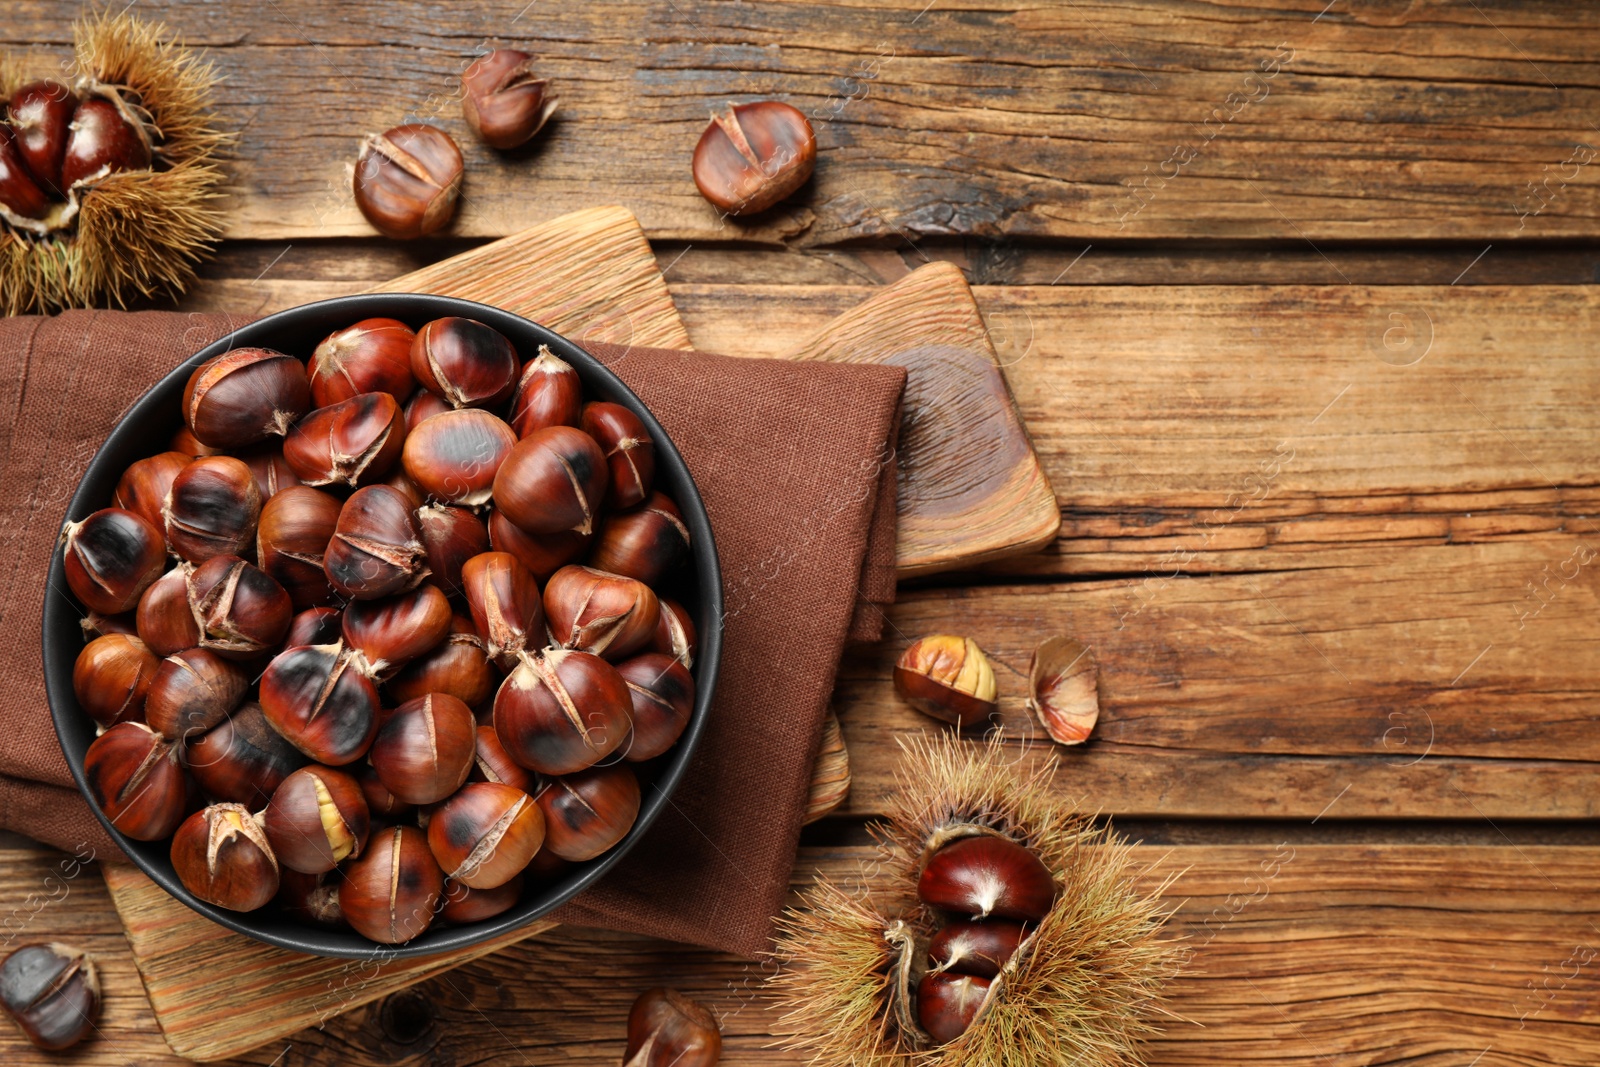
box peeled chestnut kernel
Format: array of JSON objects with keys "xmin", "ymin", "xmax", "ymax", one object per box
[
  {"xmin": 0, "ymin": 943, "xmax": 99, "ymax": 1051},
  {"xmin": 113, "ymin": 451, "xmax": 190, "ymax": 530},
  {"xmin": 581, "ymin": 402, "xmax": 654, "ymax": 510},
  {"xmin": 259, "ymin": 641, "xmax": 382, "ymax": 765},
  {"xmin": 61, "ymin": 507, "xmax": 166, "ymax": 614},
  {"xmin": 441, "ymin": 872, "xmax": 523, "ymax": 924},
  {"xmin": 9, "ymin": 80, "xmax": 76, "ymax": 194},
  {"xmin": 339, "ymin": 826, "xmax": 444, "ymax": 944},
  {"xmin": 649, "ymin": 598, "xmax": 696, "ymax": 669},
  {"xmin": 918, "ymin": 835, "xmax": 1057, "ymax": 922},
  {"xmin": 354, "ymin": 124, "xmax": 463, "ymax": 240},
  {"xmin": 73, "ymin": 633, "xmax": 157, "ymax": 727},
  {"xmin": 263, "ymin": 765, "xmax": 372, "ymax": 874},
  {"xmin": 589, "ymin": 492, "xmax": 690, "ymax": 587},
  {"xmin": 893, "ymin": 635, "xmax": 998, "ymax": 728},
  {"xmin": 286, "ymin": 606, "xmax": 343, "ymax": 647},
  {"xmin": 342, "ymin": 584, "xmax": 452, "ymax": 675},
  {"xmin": 427, "ymin": 781, "xmax": 545, "ymax": 889},
  {"xmin": 60, "ymin": 95, "xmax": 152, "ymax": 189},
  {"xmin": 182, "ymin": 348, "xmax": 311, "ymax": 450},
  {"xmin": 163, "ymin": 456, "xmax": 263, "ymax": 564},
  {"xmin": 494, "ymin": 647, "xmax": 633, "ymax": 775},
  {"xmin": 917, "ymin": 971, "xmax": 992, "ymax": 1045},
  {"xmin": 257, "ymin": 486, "xmax": 342, "ymax": 609},
  {"xmin": 462, "ymin": 551, "xmax": 544, "ymax": 667},
  {"xmin": 136, "ymin": 566, "xmax": 200, "ymax": 657},
  {"xmin": 186, "ymin": 554, "xmax": 293, "ymax": 659},
  {"xmin": 402, "ymin": 408, "xmax": 517, "ymax": 505},
  {"xmin": 144, "ymin": 648, "xmax": 249, "ymax": 741},
  {"xmin": 692, "ymin": 100, "xmax": 816, "ymax": 217},
  {"xmin": 470, "ymin": 723, "xmax": 537, "ymax": 792},
  {"xmin": 278, "ymin": 869, "xmax": 346, "ymax": 927},
  {"xmin": 171, "ymin": 803, "xmax": 279, "ymax": 912},
  {"xmin": 285, "ymin": 392, "xmax": 406, "ymax": 489},
  {"xmin": 462, "ymin": 49, "xmax": 558, "ymax": 150},
  {"xmin": 535, "ymin": 762, "xmax": 641, "ymax": 862},
  {"xmin": 418, "ymin": 504, "xmax": 490, "ymax": 598},
  {"xmin": 928, "ymin": 919, "xmax": 1030, "ymax": 981},
  {"xmin": 324, "ymin": 485, "xmax": 427, "ymax": 600},
  {"xmin": 370, "ymin": 693, "xmax": 477, "ymax": 805},
  {"xmin": 404, "ymin": 389, "xmax": 452, "ymax": 433},
  {"xmin": 624, "ymin": 987, "xmax": 722, "ymax": 1067},
  {"xmin": 387, "ymin": 615, "xmax": 498, "ymax": 708},
  {"xmin": 0, "ymin": 124, "xmax": 50, "ymax": 220},
  {"xmin": 488, "ymin": 508, "xmax": 590, "ymax": 582},
  {"xmin": 544, "ymin": 565, "xmax": 660, "ymax": 661},
  {"xmin": 509, "ymin": 346, "xmax": 582, "ymax": 437},
  {"xmin": 411, "ymin": 317, "xmax": 519, "ymax": 411},
  {"xmin": 615, "ymin": 653, "xmax": 694, "ymax": 762},
  {"xmin": 185, "ymin": 702, "xmax": 307, "ymax": 808},
  {"xmin": 83, "ymin": 721, "xmax": 188, "ymax": 841},
  {"xmin": 308, "ymin": 318, "xmax": 417, "ymax": 406},
  {"xmin": 493, "ymin": 425, "xmax": 609, "ymax": 536}
]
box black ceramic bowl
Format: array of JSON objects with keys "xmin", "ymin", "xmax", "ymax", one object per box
[{"xmin": 43, "ymin": 294, "xmax": 721, "ymax": 959}]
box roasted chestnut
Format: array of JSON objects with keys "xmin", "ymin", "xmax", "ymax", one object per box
[
  {"xmin": 615, "ymin": 653, "xmax": 694, "ymax": 761},
  {"xmin": 691, "ymin": 100, "xmax": 815, "ymax": 217},
  {"xmin": 469, "ymin": 723, "xmax": 537, "ymax": 792},
  {"xmin": 353, "ymin": 124, "xmax": 463, "ymax": 241},
  {"xmin": 487, "ymin": 508, "xmax": 590, "ymax": 582},
  {"xmin": 426, "ymin": 781, "xmax": 544, "ymax": 889},
  {"xmin": 417, "ymin": 503, "xmax": 490, "ymax": 598},
  {"xmin": 461, "ymin": 551, "xmax": 544, "ymax": 668},
  {"xmin": 492, "ymin": 425, "xmax": 608, "ymax": 536},
  {"xmin": 135, "ymin": 566, "xmax": 200, "ymax": 657},
  {"xmin": 186, "ymin": 554, "xmax": 293, "ymax": 659},
  {"xmin": 163, "ymin": 456, "xmax": 263, "ymax": 564},
  {"xmin": 61, "ymin": 507, "xmax": 165, "ymax": 614},
  {"xmin": 581, "ymin": 401, "xmax": 654, "ymax": 510},
  {"xmin": 308, "ymin": 318, "xmax": 417, "ymax": 406},
  {"xmin": 927, "ymin": 918, "xmax": 1030, "ymax": 979},
  {"xmin": 171, "ymin": 803, "xmax": 280, "ymax": 912},
  {"xmin": 257, "ymin": 485, "xmax": 342, "ymax": 609},
  {"xmin": 0, "ymin": 941, "xmax": 99, "ymax": 1051},
  {"xmin": 893, "ymin": 635, "xmax": 999, "ymax": 728},
  {"xmin": 440, "ymin": 873, "xmax": 523, "ymax": 924},
  {"xmin": 401, "ymin": 407, "xmax": 516, "ymax": 506},
  {"xmin": 543, "ymin": 565, "xmax": 660, "ymax": 661},
  {"xmin": 404, "ymin": 389, "xmax": 452, "ymax": 433},
  {"xmin": 917, "ymin": 835, "xmax": 1056, "ymax": 922},
  {"xmin": 386, "ymin": 615, "xmax": 498, "ymax": 708},
  {"xmin": 339, "ymin": 825, "xmax": 444, "ymax": 944},
  {"xmin": 341, "ymin": 584, "xmax": 452, "ymax": 675},
  {"xmin": 493, "ymin": 648, "xmax": 632, "ymax": 775},
  {"xmin": 323, "ymin": 485, "xmax": 427, "ymax": 600},
  {"xmin": 144, "ymin": 648, "xmax": 249, "ymax": 741},
  {"xmin": 535, "ymin": 762, "xmax": 640, "ymax": 862},
  {"xmin": 624, "ymin": 987, "xmax": 722, "ymax": 1067},
  {"xmin": 83, "ymin": 721, "xmax": 189, "ymax": 841},
  {"xmin": 369, "ymin": 693, "xmax": 477, "ymax": 806},
  {"xmin": 72, "ymin": 633, "xmax": 157, "ymax": 727},
  {"xmin": 649, "ymin": 598, "xmax": 696, "ymax": 669},
  {"xmin": 461, "ymin": 50, "xmax": 558, "ymax": 150},
  {"xmin": 283, "ymin": 391, "xmax": 406, "ymax": 488},
  {"xmin": 9, "ymin": 80, "xmax": 77, "ymax": 194},
  {"xmin": 258, "ymin": 642, "xmax": 382, "ymax": 765},
  {"xmin": 285, "ymin": 605, "xmax": 343, "ymax": 647},
  {"xmin": 182, "ymin": 348, "xmax": 311, "ymax": 449},
  {"xmin": 113, "ymin": 451, "xmax": 190, "ymax": 530},
  {"xmin": 168, "ymin": 426, "xmax": 222, "ymax": 458},
  {"xmin": 508, "ymin": 345, "xmax": 582, "ymax": 437},
  {"xmin": 262, "ymin": 765, "xmax": 371, "ymax": 874},
  {"xmin": 588, "ymin": 492, "xmax": 689, "ymax": 587},
  {"xmin": 917, "ymin": 971, "xmax": 991, "ymax": 1044},
  {"xmin": 277, "ymin": 869, "xmax": 346, "ymax": 927},
  {"xmin": 239, "ymin": 444, "xmax": 302, "ymax": 501},
  {"xmin": 410, "ymin": 317, "xmax": 518, "ymax": 410},
  {"xmin": 185, "ymin": 702, "xmax": 307, "ymax": 808}
]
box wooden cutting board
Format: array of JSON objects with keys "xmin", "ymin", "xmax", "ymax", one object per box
[{"xmin": 103, "ymin": 205, "xmax": 1055, "ymax": 1060}]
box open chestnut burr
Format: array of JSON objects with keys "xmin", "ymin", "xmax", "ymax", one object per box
[
  {"xmin": 427, "ymin": 781, "xmax": 545, "ymax": 889},
  {"xmin": 163, "ymin": 456, "xmax": 263, "ymax": 564},
  {"xmin": 543, "ymin": 565, "xmax": 660, "ymax": 661},
  {"xmin": 258, "ymin": 641, "xmax": 381, "ymax": 765},
  {"xmin": 535, "ymin": 762, "xmax": 641, "ymax": 862},
  {"xmin": 494, "ymin": 647, "xmax": 633, "ymax": 775},
  {"xmin": 461, "ymin": 550, "xmax": 544, "ymax": 667},
  {"xmin": 185, "ymin": 702, "xmax": 307, "ymax": 808},
  {"xmin": 492, "ymin": 425, "xmax": 609, "ymax": 536},
  {"xmin": 339, "ymin": 826, "xmax": 444, "ymax": 944},
  {"xmin": 262, "ymin": 765, "xmax": 371, "ymax": 874},
  {"xmin": 323, "ymin": 484, "xmax": 428, "ymax": 600},
  {"xmin": 61, "ymin": 507, "xmax": 166, "ymax": 614},
  {"xmin": 369, "ymin": 693, "xmax": 477, "ymax": 805},
  {"xmin": 171, "ymin": 803, "xmax": 280, "ymax": 912},
  {"xmin": 83, "ymin": 721, "xmax": 189, "ymax": 841},
  {"xmin": 182, "ymin": 348, "xmax": 311, "ymax": 450},
  {"xmin": 283, "ymin": 391, "xmax": 406, "ymax": 488},
  {"xmin": 308, "ymin": 318, "xmax": 416, "ymax": 406}
]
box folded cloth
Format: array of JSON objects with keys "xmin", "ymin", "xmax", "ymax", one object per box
[{"xmin": 0, "ymin": 310, "xmax": 905, "ymax": 959}]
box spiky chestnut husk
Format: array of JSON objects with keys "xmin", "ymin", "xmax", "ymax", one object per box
[
  {"xmin": 768, "ymin": 732, "xmax": 1179, "ymax": 1067},
  {"xmin": 0, "ymin": 12, "xmax": 230, "ymax": 315}
]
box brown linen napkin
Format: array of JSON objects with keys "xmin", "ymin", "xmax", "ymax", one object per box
[{"xmin": 0, "ymin": 310, "xmax": 906, "ymax": 959}]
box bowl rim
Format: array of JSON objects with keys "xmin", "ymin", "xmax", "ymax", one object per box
[{"xmin": 43, "ymin": 293, "xmax": 722, "ymax": 959}]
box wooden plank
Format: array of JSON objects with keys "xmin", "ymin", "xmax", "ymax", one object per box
[
  {"xmin": 9, "ymin": 1, "xmax": 1600, "ymax": 243},
  {"xmin": 9, "ymin": 839, "xmax": 1600, "ymax": 1065}
]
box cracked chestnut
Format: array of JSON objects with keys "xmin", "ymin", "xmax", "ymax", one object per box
[
  {"xmin": 492, "ymin": 425, "xmax": 609, "ymax": 536},
  {"xmin": 186, "ymin": 554, "xmax": 293, "ymax": 659},
  {"xmin": 182, "ymin": 348, "xmax": 311, "ymax": 450},
  {"xmin": 0, "ymin": 943, "xmax": 99, "ymax": 1051},
  {"xmin": 278, "ymin": 869, "xmax": 346, "ymax": 927},
  {"xmin": 61, "ymin": 507, "xmax": 166, "ymax": 614},
  {"xmin": 113, "ymin": 451, "xmax": 190, "ymax": 531},
  {"xmin": 136, "ymin": 565, "xmax": 200, "ymax": 657},
  {"xmin": 508, "ymin": 346, "xmax": 582, "ymax": 437},
  {"xmin": 163, "ymin": 456, "xmax": 263, "ymax": 564},
  {"xmin": 339, "ymin": 825, "xmax": 444, "ymax": 944},
  {"xmin": 171, "ymin": 803, "xmax": 279, "ymax": 912},
  {"xmin": 257, "ymin": 486, "xmax": 342, "ymax": 609},
  {"xmin": 308, "ymin": 318, "xmax": 417, "ymax": 406},
  {"xmin": 144, "ymin": 648, "xmax": 250, "ymax": 741},
  {"xmin": 411, "ymin": 317, "xmax": 519, "ymax": 410},
  {"xmin": 342, "ymin": 584, "xmax": 452, "ymax": 675},
  {"xmin": 589, "ymin": 492, "xmax": 690, "ymax": 587},
  {"xmin": 284, "ymin": 391, "xmax": 406, "ymax": 488},
  {"xmin": 615, "ymin": 653, "xmax": 694, "ymax": 761},
  {"xmin": 259, "ymin": 641, "xmax": 382, "ymax": 765},
  {"xmin": 262, "ymin": 765, "xmax": 371, "ymax": 874},
  {"xmin": 487, "ymin": 508, "xmax": 590, "ymax": 582},
  {"xmin": 354, "ymin": 124, "xmax": 463, "ymax": 240},
  {"xmin": 417, "ymin": 503, "xmax": 491, "ymax": 598},
  {"xmin": 692, "ymin": 100, "xmax": 815, "ymax": 217},
  {"xmin": 323, "ymin": 485, "xmax": 427, "ymax": 601},
  {"xmin": 543, "ymin": 565, "xmax": 660, "ymax": 661},
  {"xmin": 535, "ymin": 762, "xmax": 640, "ymax": 862},
  {"xmin": 185, "ymin": 702, "xmax": 307, "ymax": 808},
  {"xmin": 581, "ymin": 401, "xmax": 654, "ymax": 510},
  {"xmin": 624, "ymin": 987, "xmax": 722, "ymax": 1067},
  {"xmin": 461, "ymin": 551, "xmax": 544, "ymax": 668},
  {"xmin": 369, "ymin": 693, "xmax": 476, "ymax": 806},
  {"xmin": 83, "ymin": 721, "xmax": 189, "ymax": 841},
  {"xmin": 386, "ymin": 614, "xmax": 498, "ymax": 708},
  {"xmin": 427, "ymin": 780, "xmax": 544, "ymax": 889},
  {"xmin": 493, "ymin": 647, "xmax": 633, "ymax": 775},
  {"xmin": 72, "ymin": 633, "xmax": 157, "ymax": 727},
  {"xmin": 649, "ymin": 598, "xmax": 696, "ymax": 669},
  {"xmin": 469, "ymin": 723, "xmax": 537, "ymax": 792},
  {"xmin": 462, "ymin": 49, "xmax": 558, "ymax": 150},
  {"xmin": 893, "ymin": 635, "xmax": 998, "ymax": 728},
  {"xmin": 286, "ymin": 606, "xmax": 344, "ymax": 647}
]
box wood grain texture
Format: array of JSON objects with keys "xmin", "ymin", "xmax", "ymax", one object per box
[
  {"xmin": 7, "ymin": 840, "xmax": 1600, "ymax": 1066},
  {"xmin": 9, "ymin": 1, "xmax": 1600, "ymax": 244},
  {"xmin": 787, "ymin": 262, "xmax": 1060, "ymax": 575}
]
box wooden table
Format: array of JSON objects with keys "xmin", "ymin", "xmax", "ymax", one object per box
[{"xmin": 8, "ymin": 1, "xmax": 1600, "ymax": 1063}]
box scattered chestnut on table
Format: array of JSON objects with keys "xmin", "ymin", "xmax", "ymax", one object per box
[
  {"xmin": 691, "ymin": 100, "xmax": 816, "ymax": 217},
  {"xmin": 353, "ymin": 124, "xmax": 463, "ymax": 240},
  {"xmin": 624, "ymin": 987, "xmax": 721, "ymax": 1067},
  {"xmin": 0, "ymin": 942, "xmax": 100, "ymax": 1051},
  {"xmin": 893, "ymin": 635, "xmax": 998, "ymax": 728},
  {"xmin": 462, "ymin": 49, "xmax": 558, "ymax": 150}
]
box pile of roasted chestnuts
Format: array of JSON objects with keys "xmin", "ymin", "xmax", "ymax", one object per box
[{"xmin": 63, "ymin": 312, "xmax": 699, "ymax": 945}]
